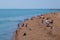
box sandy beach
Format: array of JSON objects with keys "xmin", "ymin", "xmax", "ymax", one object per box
[{"xmin": 14, "ymin": 12, "xmax": 60, "ymax": 40}]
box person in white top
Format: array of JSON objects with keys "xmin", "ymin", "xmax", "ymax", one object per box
[
  {"xmin": 45, "ymin": 19, "xmax": 50, "ymax": 27},
  {"xmin": 44, "ymin": 18, "xmax": 53, "ymax": 29}
]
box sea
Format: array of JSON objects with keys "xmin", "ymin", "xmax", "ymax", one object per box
[{"xmin": 0, "ymin": 9, "xmax": 60, "ymax": 40}]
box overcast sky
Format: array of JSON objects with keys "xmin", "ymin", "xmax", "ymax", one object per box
[{"xmin": 0, "ymin": 0, "xmax": 60, "ymax": 9}]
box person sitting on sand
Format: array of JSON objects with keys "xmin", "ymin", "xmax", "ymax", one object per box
[
  {"xmin": 44, "ymin": 19, "xmax": 50, "ymax": 27},
  {"xmin": 44, "ymin": 18, "xmax": 53, "ymax": 29}
]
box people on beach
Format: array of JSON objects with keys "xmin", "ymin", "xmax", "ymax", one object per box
[
  {"xmin": 20, "ymin": 23, "xmax": 28, "ymax": 28},
  {"xmin": 44, "ymin": 18, "xmax": 54, "ymax": 29},
  {"xmin": 44, "ymin": 19, "xmax": 50, "ymax": 27},
  {"xmin": 21, "ymin": 23, "xmax": 24, "ymax": 27}
]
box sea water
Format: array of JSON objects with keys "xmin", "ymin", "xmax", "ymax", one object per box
[{"xmin": 0, "ymin": 9, "xmax": 60, "ymax": 40}]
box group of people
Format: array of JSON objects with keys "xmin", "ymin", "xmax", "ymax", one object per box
[
  {"xmin": 17, "ymin": 14, "xmax": 54, "ymax": 30},
  {"xmin": 40, "ymin": 15, "xmax": 53, "ymax": 29},
  {"xmin": 15, "ymin": 14, "xmax": 54, "ymax": 38}
]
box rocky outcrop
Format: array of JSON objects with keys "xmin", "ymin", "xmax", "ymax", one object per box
[{"xmin": 14, "ymin": 12, "xmax": 60, "ymax": 40}]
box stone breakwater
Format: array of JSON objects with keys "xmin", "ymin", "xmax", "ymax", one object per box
[{"xmin": 14, "ymin": 12, "xmax": 60, "ymax": 40}]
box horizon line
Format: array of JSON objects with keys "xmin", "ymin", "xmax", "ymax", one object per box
[{"xmin": 2, "ymin": 8, "xmax": 60, "ymax": 10}]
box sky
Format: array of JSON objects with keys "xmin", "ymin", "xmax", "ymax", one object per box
[{"xmin": 0, "ymin": 0, "xmax": 60, "ymax": 9}]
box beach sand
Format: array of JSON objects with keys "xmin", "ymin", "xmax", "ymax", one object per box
[{"xmin": 14, "ymin": 12, "xmax": 60, "ymax": 40}]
